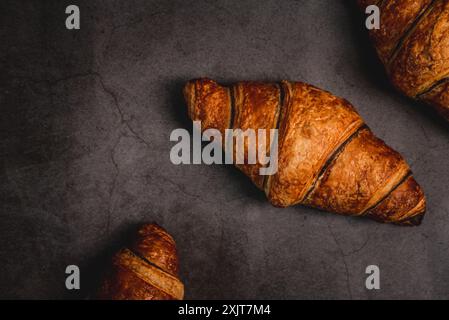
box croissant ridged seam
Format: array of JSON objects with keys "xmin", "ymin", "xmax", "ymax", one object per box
[
  {"xmin": 359, "ymin": 0, "xmax": 449, "ymax": 121},
  {"xmin": 96, "ymin": 223, "xmax": 184, "ymax": 300},
  {"xmin": 184, "ymin": 78, "xmax": 426, "ymax": 226}
]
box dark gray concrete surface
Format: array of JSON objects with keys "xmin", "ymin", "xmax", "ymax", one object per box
[{"xmin": 1, "ymin": 0, "xmax": 449, "ymax": 299}]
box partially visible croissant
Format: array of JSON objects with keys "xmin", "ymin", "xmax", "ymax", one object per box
[
  {"xmin": 96, "ymin": 223, "xmax": 184, "ymax": 300},
  {"xmin": 359, "ymin": 0, "xmax": 449, "ymax": 121},
  {"xmin": 183, "ymin": 78, "xmax": 426, "ymax": 225}
]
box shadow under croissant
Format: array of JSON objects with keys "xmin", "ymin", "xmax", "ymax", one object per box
[
  {"xmin": 165, "ymin": 78, "xmax": 272, "ymax": 204},
  {"xmin": 93, "ymin": 223, "xmax": 184, "ymax": 300},
  {"xmin": 304, "ymin": 204, "xmax": 425, "ymax": 227},
  {"xmin": 76, "ymin": 223, "xmax": 141, "ymax": 299}
]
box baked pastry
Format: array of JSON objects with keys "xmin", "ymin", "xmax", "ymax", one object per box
[
  {"xmin": 183, "ymin": 78, "xmax": 426, "ymax": 225},
  {"xmin": 359, "ymin": 0, "xmax": 449, "ymax": 121},
  {"xmin": 96, "ymin": 223, "xmax": 184, "ymax": 300}
]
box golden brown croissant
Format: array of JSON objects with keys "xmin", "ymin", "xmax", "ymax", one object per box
[
  {"xmin": 359, "ymin": 0, "xmax": 449, "ymax": 121},
  {"xmin": 183, "ymin": 78, "xmax": 426, "ymax": 225},
  {"xmin": 96, "ymin": 223, "xmax": 184, "ymax": 300}
]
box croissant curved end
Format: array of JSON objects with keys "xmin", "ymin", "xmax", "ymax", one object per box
[
  {"xmin": 183, "ymin": 78, "xmax": 232, "ymax": 135},
  {"xmin": 183, "ymin": 80, "xmax": 196, "ymax": 120},
  {"xmin": 364, "ymin": 175, "xmax": 427, "ymax": 226}
]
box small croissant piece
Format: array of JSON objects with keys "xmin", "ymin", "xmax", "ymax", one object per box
[
  {"xmin": 183, "ymin": 78, "xmax": 426, "ymax": 225},
  {"xmin": 358, "ymin": 0, "xmax": 449, "ymax": 121},
  {"xmin": 96, "ymin": 223, "xmax": 184, "ymax": 300}
]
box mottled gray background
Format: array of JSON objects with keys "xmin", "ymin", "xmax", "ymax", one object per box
[{"xmin": 1, "ymin": 0, "xmax": 449, "ymax": 300}]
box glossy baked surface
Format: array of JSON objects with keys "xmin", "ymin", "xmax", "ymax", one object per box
[
  {"xmin": 267, "ymin": 81, "xmax": 364, "ymax": 207},
  {"xmin": 184, "ymin": 79, "xmax": 426, "ymax": 225},
  {"xmin": 231, "ymin": 82, "xmax": 280, "ymax": 189}
]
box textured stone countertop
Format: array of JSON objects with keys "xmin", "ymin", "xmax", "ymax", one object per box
[{"xmin": 1, "ymin": 0, "xmax": 449, "ymax": 299}]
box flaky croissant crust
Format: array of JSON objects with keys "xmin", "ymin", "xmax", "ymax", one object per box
[
  {"xmin": 96, "ymin": 223, "xmax": 184, "ymax": 300},
  {"xmin": 359, "ymin": 0, "xmax": 449, "ymax": 121},
  {"xmin": 184, "ymin": 78, "xmax": 426, "ymax": 226}
]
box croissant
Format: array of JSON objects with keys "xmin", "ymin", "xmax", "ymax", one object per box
[
  {"xmin": 359, "ymin": 0, "xmax": 449, "ymax": 121},
  {"xmin": 96, "ymin": 223, "xmax": 184, "ymax": 300},
  {"xmin": 183, "ymin": 78, "xmax": 426, "ymax": 225}
]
